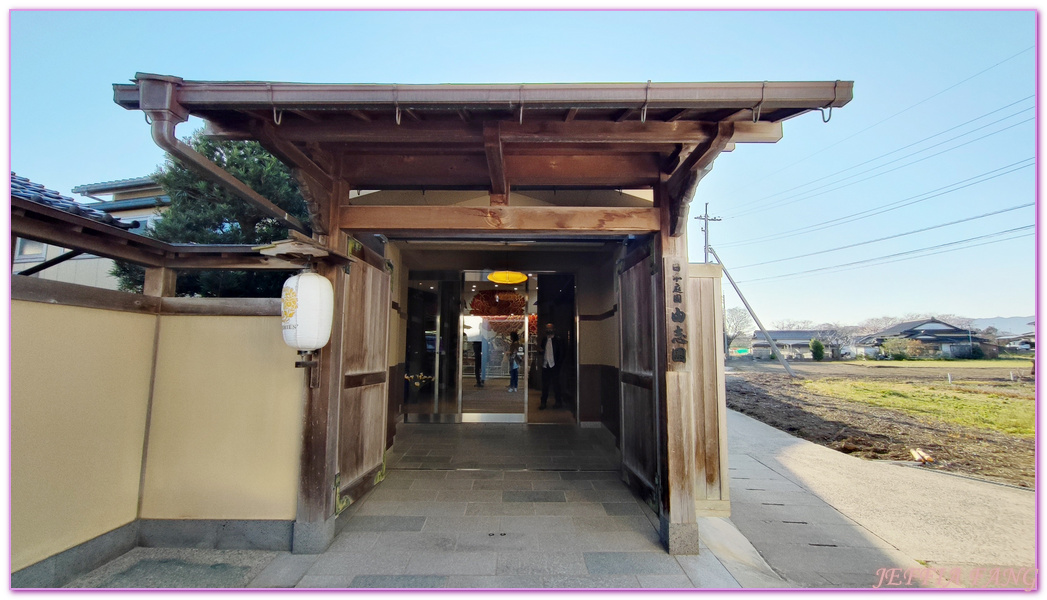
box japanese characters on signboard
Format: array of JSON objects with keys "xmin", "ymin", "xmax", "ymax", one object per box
[{"xmin": 670, "ymin": 261, "xmax": 687, "ymax": 364}]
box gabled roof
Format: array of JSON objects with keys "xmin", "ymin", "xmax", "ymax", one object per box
[
  {"xmin": 71, "ymin": 176, "xmax": 158, "ymax": 196},
  {"xmin": 874, "ymin": 318, "xmax": 956, "ymax": 337},
  {"xmin": 11, "ymin": 173, "xmax": 139, "ymax": 230}
]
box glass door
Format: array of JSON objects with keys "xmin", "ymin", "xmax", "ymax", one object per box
[
  {"xmin": 403, "ymin": 277, "xmax": 460, "ymax": 422},
  {"xmin": 459, "ymin": 271, "xmax": 530, "ymax": 422}
]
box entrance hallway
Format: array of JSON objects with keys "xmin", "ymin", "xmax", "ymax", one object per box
[
  {"xmin": 60, "ymin": 423, "xmax": 782, "ymax": 589},
  {"xmin": 386, "ymin": 423, "xmax": 616, "ymax": 470}
]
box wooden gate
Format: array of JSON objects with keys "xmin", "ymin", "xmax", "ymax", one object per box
[
  {"xmin": 617, "ymin": 243, "xmax": 660, "ymax": 503},
  {"xmin": 337, "ymin": 259, "xmax": 391, "ymax": 492}
]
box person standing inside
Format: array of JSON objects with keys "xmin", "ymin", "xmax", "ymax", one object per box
[
  {"xmin": 537, "ymin": 322, "xmax": 564, "ymax": 409},
  {"xmin": 506, "ymin": 331, "xmax": 522, "ymax": 392}
]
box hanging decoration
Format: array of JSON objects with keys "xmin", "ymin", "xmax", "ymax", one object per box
[
  {"xmin": 281, "ymin": 271, "xmax": 334, "ymax": 351},
  {"xmin": 469, "ymin": 289, "xmax": 527, "ymax": 334},
  {"xmin": 487, "ymin": 270, "xmax": 528, "ymax": 285}
]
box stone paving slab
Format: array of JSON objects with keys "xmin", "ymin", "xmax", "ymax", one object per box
[
  {"xmin": 584, "ymin": 552, "xmax": 686, "ymax": 575},
  {"xmin": 394, "ymin": 501, "xmax": 470, "ymax": 516},
  {"xmin": 637, "ymin": 574, "xmax": 696, "ymax": 588},
  {"xmin": 496, "ymin": 552, "xmax": 589, "ymax": 576},
  {"xmin": 349, "ymin": 574, "xmax": 449, "ymax": 588},
  {"xmin": 541, "ymin": 575, "xmax": 641, "ymax": 588},
  {"xmin": 305, "ymin": 551, "xmax": 411, "ymax": 576},
  {"xmin": 421, "ymin": 516, "xmax": 501, "ymax": 533},
  {"xmin": 455, "ymin": 532, "xmax": 541, "ymax": 553},
  {"xmin": 343, "ymin": 516, "xmax": 426, "ymax": 532},
  {"xmin": 503, "ymin": 490, "xmax": 566, "ymax": 502},
  {"xmin": 326, "ymin": 531, "xmax": 379, "ymax": 552},
  {"xmin": 372, "ymin": 532, "xmax": 457, "ymax": 552},
  {"xmin": 465, "ymin": 502, "xmax": 537, "ymax": 516},
  {"xmin": 245, "ymin": 553, "xmax": 318, "ymax": 588},
  {"xmin": 406, "ymin": 551, "xmax": 497, "ymax": 575}
]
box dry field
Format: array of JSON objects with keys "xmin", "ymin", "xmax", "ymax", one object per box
[{"xmin": 726, "ymin": 359, "xmax": 1035, "ymax": 488}]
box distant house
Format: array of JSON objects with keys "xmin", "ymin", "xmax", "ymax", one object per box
[
  {"xmin": 999, "ymin": 321, "xmax": 1035, "ymax": 352},
  {"xmin": 750, "ymin": 330, "xmax": 833, "ymax": 360},
  {"xmin": 12, "ymin": 174, "xmax": 168, "ymax": 289},
  {"xmin": 857, "ymin": 318, "xmax": 996, "ymax": 359}
]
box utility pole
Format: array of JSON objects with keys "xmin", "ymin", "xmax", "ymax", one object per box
[
  {"xmin": 709, "ymin": 246, "xmax": 799, "ymax": 378},
  {"xmin": 694, "ymin": 202, "xmax": 721, "ymax": 263}
]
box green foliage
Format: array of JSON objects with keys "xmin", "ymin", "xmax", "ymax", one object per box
[
  {"xmin": 881, "ymin": 338, "xmax": 909, "ymax": 359},
  {"xmin": 111, "ymin": 132, "xmax": 310, "ymax": 297},
  {"xmin": 809, "ymin": 338, "xmax": 825, "ymax": 361},
  {"xmin": 802, "ymin": 378, "xmax": 1034, "ymax": 436}
]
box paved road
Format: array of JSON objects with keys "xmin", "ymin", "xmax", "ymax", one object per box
[{"xmin": 725, "ymin": 409, "xmax": 1036, "ymax": 588}]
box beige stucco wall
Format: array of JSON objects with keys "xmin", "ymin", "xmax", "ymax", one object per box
[
  {"xmin": 140, "ymin": 315, "xmax": 305, "ymax": 520},
  {"xmin": 11, "ymin": 301, "xmax": 155, "ymax": 571}
]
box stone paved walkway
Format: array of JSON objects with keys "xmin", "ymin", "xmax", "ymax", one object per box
[{"xmin": 64, "ymin": 423, "xmax": 781, "ymax": 589}]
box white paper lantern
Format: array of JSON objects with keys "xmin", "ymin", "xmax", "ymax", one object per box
[{"xmin": 281, "ymin": 272, "xmax": 334, "ymax": 351}]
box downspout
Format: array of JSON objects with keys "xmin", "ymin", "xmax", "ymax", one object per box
[
  {"xmin": 148, "ymin": 116, "xmax": 310, "ymax": 236},
  {"xmin": 136, "ymin": 74, "xmax": 310, "ymax": 236}
]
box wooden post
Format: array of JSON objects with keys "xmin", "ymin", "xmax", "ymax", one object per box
[
  {"xmin": 655, "ymin": 180, "xmax": 701, "ymax": 554},
  {"xmin": 143, "ymin": 267, "xmax": 177, "ymax": 297},
  {"xmin": 687, "ymin": 263, "xmax": 730, "ymax": 517},
  {"xmin": 293, "ymin": 177, "xmax": 348, "ymax": 553}
]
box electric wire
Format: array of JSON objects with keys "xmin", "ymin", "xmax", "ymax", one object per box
[
  {"xmin": 734, "ymin": 225, "xmax": 1034, "ymax": 284},
  {"xmin": 725, "ymin": 115, "xmax": 1034, "ymax": 219},
  {"xmin": 727, "ymin": 45, "xmax": 1034, "ymax": 194},
  {"xmin": 717, "ymin": 158, "xmax": 1034, "ymax": 248},
  {"xmin": 737, "ymin": 231, "xmax": 1033, "ymax": 285},
  {"xmin": 732, "ymin": 202, "xmax": 1034, "ymax": 269},
  {"xmin": 723, "ymin": 95, "xmax": 1034, "ymax": 215}
]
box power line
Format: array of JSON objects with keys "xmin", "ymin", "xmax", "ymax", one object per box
[
  {"xmin": 732, "ymin": 202, "xmax": 1034, "ymax": 270},
  {"xmin": 723, "ymin": 95, "xmax": 1034, "ymax": 215},
  {"xmin": 725, "ymin": 115, "xmax": 1034, "ymax": 219},
  {"xmin": 736, "ymin": 225, "xmax": 1034, "ymax": 284},
  {"xmin": 739, "ymin": 231, "xmax": 1033, "ymax": 285},
  {"xmin": 723, "ymin": 102, "xmax": 1034, "ymax": 217},
  {"xmin": 726, "ymin": 45, "xmax": 1034, "ymax": 194},
  {"xmin": 717, "ymin": 158, "xmax": 1034, "ymax": 248}
]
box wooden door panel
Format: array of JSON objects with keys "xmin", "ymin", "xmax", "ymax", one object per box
[
  {"xmin": 338, "ymin": 260, "xmax": 391, "ymax": 490},
  {"xmin": 618, "ymin": 246, "xmax": 659, "ymax": 495},
  {"xmin": 339, "ymin": 384, "xmax": 388, "ymax": 484}
]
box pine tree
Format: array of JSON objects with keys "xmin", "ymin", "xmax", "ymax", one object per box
[{"xmin": 112, "ymin": 132, "xmax": 310, "ymax": 297}]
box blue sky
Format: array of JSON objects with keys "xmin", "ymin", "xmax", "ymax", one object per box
[{"xmin": 8, "ymin": 10, "xmax": 1037, "ymax": 326}]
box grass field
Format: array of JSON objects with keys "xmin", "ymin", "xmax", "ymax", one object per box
[
  {"xmin": 801, "ymin": 378, "xmax": 1035, "ymax": 436},
  {"xmin": 851, "ymin": 357, "xmax": 1034, "ymax": 370}
]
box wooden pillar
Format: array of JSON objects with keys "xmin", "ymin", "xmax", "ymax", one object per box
[
  {"xmin": 687, "ymin": 263, "xmax": 730, "ymax": 517},
  {"xmin": 293, "ymin": 178, "xmax": 349, "ymax": 553},
  {"xmin": 143, "ymin": 267, "xmax": 177, "ymax": 297},
  {"xmin": 656, "ymin": 180, "xmax": 700, "ymax": 554},
  {"xmin": 656, "ymin": 177, "xmax": 730, "ymax": 553}
]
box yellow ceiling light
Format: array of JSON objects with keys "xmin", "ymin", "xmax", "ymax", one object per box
[{"xmin": 487, "ymin": 271, "xmax": 528, "ymax": 285}]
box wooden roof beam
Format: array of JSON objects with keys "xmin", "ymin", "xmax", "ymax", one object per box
[
  {"xmin": 338, "ymin": 205, "xmax": 660, "ymax": 236},
  {"xmin": 252, "ymin": 121, "xmax": 334, "ymax": 193},
  {"xmin": 483, "ymin": 122, "xmax": 508, "ymax": 197},
  {"xmin": 666, "ymin": 121, "xmax": 734, "ymax": 236}
]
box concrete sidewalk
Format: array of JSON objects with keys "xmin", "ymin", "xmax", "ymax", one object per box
[{"xmin": 725, "ymin": 408, "xmax": 1036, "ymax": 588}]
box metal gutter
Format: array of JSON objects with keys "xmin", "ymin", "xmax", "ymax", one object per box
[
  {"xmin": 126, "ymin": 74, "xmax": 311, "ymax": 236},
  {"xmin": 115, "ymin": 74, "xmax": 852, "ymax": 113},
  {"xmin": 71, "ymin": 176, "xmax": 157, "ymax": 195},
  {"xmin": 95, "ymin": 197, "xmax": 171, "ymax": 212}
]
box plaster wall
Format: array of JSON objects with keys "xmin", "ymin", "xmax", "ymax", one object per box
[
  {"xmin": 140, "ymin": 315, "xmax": 305, "ymax": 520},
  {"xmin": 10, "ymin": 301, "xmax": 154, "ymax": 571}
]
